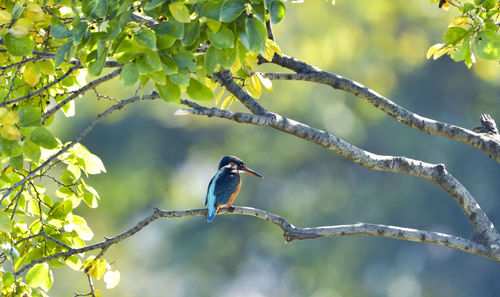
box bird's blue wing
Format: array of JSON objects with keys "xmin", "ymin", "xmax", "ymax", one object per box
[{"xmin": 213, "ymin": 170, "xmax": 240, "ymax": 206}]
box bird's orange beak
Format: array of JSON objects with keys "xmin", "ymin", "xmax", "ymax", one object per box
[{"xmin": 241, "ymin": 166, "xmax": 263, "ymax": 178}]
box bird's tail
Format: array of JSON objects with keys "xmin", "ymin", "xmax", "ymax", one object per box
[{"xmin": 207, "ymin": 205, "xmax": 217, "ymax": 223}]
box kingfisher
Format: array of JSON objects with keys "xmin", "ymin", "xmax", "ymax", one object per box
[{"xmin": 205, "ymin": 155, "xmax": 263, "ymax": 223}]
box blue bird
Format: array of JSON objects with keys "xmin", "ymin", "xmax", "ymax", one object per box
[{"xmin": 205, "ymin": 155, "xmax": 263, "ymax": 223}]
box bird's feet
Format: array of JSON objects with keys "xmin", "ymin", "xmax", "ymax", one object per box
[{"xmin": 227, "ymin": 204, "xmax": 235, "ymax": 212}]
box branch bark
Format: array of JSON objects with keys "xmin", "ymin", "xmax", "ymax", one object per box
[
  {"xmin": 14, "ymin": 206, "xmax": 500, "ymax": 278},
  {"xmin": 176, "ymin": 99, "xmax": 500, "ymax": 250},
  {"xmin": 259, "ymin": 54, "xmax": 500, "ymax": 163}
]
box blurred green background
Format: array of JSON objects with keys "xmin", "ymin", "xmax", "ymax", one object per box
[{"xmin": 50, "ymin": 1, "xmax": 500, "ymax": 296}]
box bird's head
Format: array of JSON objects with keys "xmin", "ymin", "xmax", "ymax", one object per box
[{"xmin": 218, "ymin": 155, "xmax": 263, "ymax": 178}]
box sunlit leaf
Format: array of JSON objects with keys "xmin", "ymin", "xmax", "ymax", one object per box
[
  {"xmin": 474, "ymin": 31, "xmax": 500, "ymax": 60},
  {"xmin": 104, "ymin": 270, "xmax": 121, "ymax": 289},
  {"xmin": 169, "ymin": 2, "xmax": 191, "ymax": 23},
  {"xmin": 426, "ymin": 43, "xmax": 445, "ymax": 59},
  {"xmin": 187, "ymin": 78, "xmax": 214, "ymax": 100},
  {"xmin": 26, "ymin": 263, "xmax": 49, "ymax": 288},
  {"xmin": 30, "ymin": 127, "xmax": 59, "ymax": 149},
  {"xmin": 0, "ymin": 211, "xmax": 12, "ymax": 232}
]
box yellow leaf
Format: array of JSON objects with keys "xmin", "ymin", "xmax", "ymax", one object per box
[
  {"xmin": 245, "ymin": 75, "xmax": 262, "ymax": 98},
  {"xmin": 104, "ymin": 270, "xmax": 120, "ymax": 289},
  {"xmin": 8, "ymin": 23, "xmax": 30, "ymax": 37},
  {"xmin": 1, "ymin": 111, "xmax": 19, "ymax": 125},
  {"xmin": 426, "ymin": 43, "xmax": 445, "ymax": 59},
  {"xmin": 25, "ymin": 3, "xmax": 45, "ymax": 22},
  {"xmin": 94, "ymin": 289, "xmax": 103, "ymax": 297},
  {"xmin": 82, "ymin": 256, "xmax": 96, "ymax": 271},
  {"xmin": 88, "ymin": 258, "xmax": 107, "ymax": 280},
  {"xmin": 262, "ymin": 42, "xmax": 275, "ymax": 61},
  {"xmin": 256, "ymin": 72, "xmax": 272, "ymax": 92},
  {"xmin": 24, "ymin": 62, "xmax": 41, "ymax": 87},
  {"xmin": 0, "ymin": 10, "xmax": 11, "ymax": 25},
  {"xmin": 0, "ymin": 126, "xmax": 21, "ymax": 141},
  {"xmin": 206, "ymin": 19, "xmax": 221, "ymax": 33},
  {"xmin": 433, "ymin": 45, "xmax": 451, "ymax": 60},
  {"xmin": 450, "ymin": 17, "xmax": 469, "ymax": 27},
  {"xmin": 215, "ymin": 88, "xmax": 225, "ymax": 105},
  {"xmin": 204, "ymin": 77, "xmax": 218, "ymax": 91},
  {"xmin": 266, "ymin": 39, "xmax": 283, "ymax": 57},
  {"xmin": 243, "ymin": 52, "xmax": 259, "ymax": 69},
  {"xmin": 0, "ymin": 107, "xmax": 8, "ymax": 119},
  {"xmin": 230, "ymin": 58, "xmax": 241, "ymax": 73},
  {"xmin": 221, "ymin": 95, "xmax": 235, "ymax": 110}
]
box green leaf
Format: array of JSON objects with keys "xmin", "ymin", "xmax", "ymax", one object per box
[
  {"xmin": 9, "ymin": 155, "xmax": 23, "ymax": 171},
  {"xmin": 120, "ymin": 63, "xmax": 139, "ymax": 87},
  {"xmin": 169, "ymin": 2, "xmax": 191, "ymax": 23},
  {"xmin": 451, "ymin": 37, "xmax": 471, "ymax": 62},
  {"xmin": 153, "ymin": 20, "xmax": 184, "ymax": 39},
  {"xmin": 23, "ymin": 141, "xmax": 41, "ymax": 162},
  {"xmin": 0, "ymin": 138, "xmax": 23, "ymax": 157},
  {"xmin": 136, "ymin": 29, "xmax": 157, "ymax": 50},
  {"xmin": 29, "ymin": 127, "xmax": 59, "ymax": 149},
  {"xmin": 474, "ymin": 31, "xmax": 500, "ymax": 60},
  {"xmin": 205, "ymin": 46, "xmax": 223, "ymax": 74},
  {"xmin": 0, "ymin": 211, "xmax": 12, "ymax": 232},
  {"xmin": 202, "ymin": 0, "xmax": 223, "ymax": 20},
  {"xmin": 443, "ymin": 27, "xmax": 468, "ymax": 45},
  {"xmin": 19, "ymin": 106, "xmax": 41, "ymax": 127},
  {"xmin": 26, "ymin": 263, "xmax": 49, "ymax": 288},
  {"xmin": 270, "ymin": 0, "xmax": 286, "ymax": 24},
  {"xmin": 39, "ymin": 60, "xmax": 55, "ymax": 75},
  {"xmin": 160, "ymin": 55, "xmax": 178, "ymax": 75},
  {"xmin": 187, "ymin": 78, "xmax": 214, "ymax": 100},
  {"xmin": 50, "ymin": 17, "xmax": 72, "ymax": 39},
  {"xmin": 66, "ymin": 255, "xmax": 82, "ymax": 271},
  {"xmin": 144, "ymin": 0, "xmax": 164, "ymax": 10},
  {"xmin": 55, "ymin": 40, "xmax": 73, "ymax": 67},
  {"xmin": 245, "ymin": 17, "xmax": 267, "ymax": 52},
  {"xmin": 220, "ymin": 0, "xmax": 246, "ymax": 22},
  {"xmin": 4, "ymin": 33, "xmax": 34, "ymax": 56},
  {"xmin": 2, "ymin": 271, "xmax": 15, "ymax": 287},
  {"xmin": 182, "ymin": 20, "xmax": 201, "ymax": 46},
  {"xmin": 156, "ymin": 79, "xmax": 181, "ymax": 102},
  {"xmin": 169, "ymin": 72, "xmax": 190, "ymax": 86},
  {"xmin": 173, "ymin": 51, "xmax": 197, "ymax": 71},
  {"xmin": 88, "ymin": 47, "xmax": 108, "ymax": 76},
  {"xmin": 482, "ymin": 0, "xmax": 496, "ymax": 9},
  {"xmin": 48, "ymin": 199, "xmax": 73, "ymax": 220},
  {"xmin": 208, "ymin": 25, "xmax": 235, "ymax": 48}
]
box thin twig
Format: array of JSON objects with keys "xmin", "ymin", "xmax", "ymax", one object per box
[
  {"xmin": 0, "ymin": 91, "xmax": 161, "ymax": 206},
  {"xmin": 42, "ymin": 68, "xmax": 123, "ymax": 122}
]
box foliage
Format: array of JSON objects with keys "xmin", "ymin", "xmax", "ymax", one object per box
[
  {"xmin": 0, "ymin": 0, "xmax": 288, "ymax": 295},
  {"xmin": 0, "ymin": 0, "xmax": 496, "ymax": 296},
  {"xmin": 428, "ymin": 0, "xmax": 500, "ymax": 67}
]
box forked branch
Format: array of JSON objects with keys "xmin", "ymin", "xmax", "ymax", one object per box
[{"xmin": 14, "ymin": 206, "xmax": 500, "ymax": 278}]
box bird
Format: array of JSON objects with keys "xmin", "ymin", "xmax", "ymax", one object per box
[{"xmin": 205, "ymin": 155, "xmax": 263, "ymax": 223}]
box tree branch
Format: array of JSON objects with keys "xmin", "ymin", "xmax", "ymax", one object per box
[
  {"xmin": 260, "ymin": 54, "xmax": 500, "ymax": 163},
  {"xmin": 0, "ymin": 91, "xmax": 161, "ymax": 206},
  {"xmin": 176, "ymin": 100, "xmax": 500, "ymax": 248},
  {"xmin": 13, "ymin": 206, "xmax": 500, "ymax": 277},
  {"xmin": 41, "ymin": 68, "xmax": 123, "ymax": 122}
]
